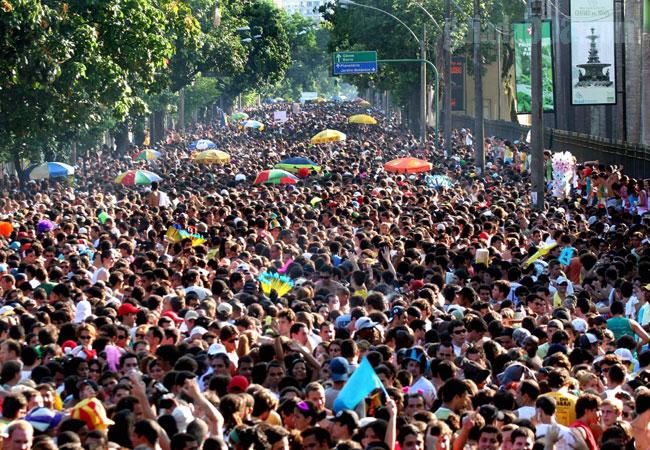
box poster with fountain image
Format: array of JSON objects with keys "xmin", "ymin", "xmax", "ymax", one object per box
[{"xmin": 570, "ymin": 0, "xmax": 616, "ymax": 104}]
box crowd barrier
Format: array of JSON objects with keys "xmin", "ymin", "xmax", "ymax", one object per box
[{"xmin": 451, "ymin": 115, "xmax": 650, "ymax": 179}]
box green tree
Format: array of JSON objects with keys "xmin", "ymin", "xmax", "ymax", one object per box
[
  {"xmin": 0, "ymin": 0, "xmax": 194, "ymax": 166},
  {"xmin": 268, "ymin": 13, "xmax": 336, "ymax": 100}
]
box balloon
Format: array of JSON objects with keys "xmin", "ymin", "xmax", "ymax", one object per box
[
  {"xmin": 297, "ymin": 167, "xmax": 310, "ymax": 178},
  {"xmin": 0, "ymin": 222, "xmax": 13, "ymax": 238}
]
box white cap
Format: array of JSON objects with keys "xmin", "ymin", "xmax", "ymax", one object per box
[
  {"xmin": 217, "ymin": 303, "xmax": 233, "ymax": 315},
  {"xmin": 355, "ymin": 317, "xmax": 378, "ymax": 331},
  {"xmin": 614, "ymin": 348, "xmax": 635, "ymax": 362},
  {"xmin": 556, "ymin": 276, "xmax": 571, "ymax": 286},
  {"xmin": 190, "ymin": 326, "xmax": 208, "ymax": 337},
  {"xmin": 208, "ymin": 343, "xmax": 227, "ymax": 356},
  {"xmin": 236, "ymin": 263, "xmax": 250, "ymax": 272},
  {"xmin": 571, "ymin": 318, "xmax": 588, "ymax": 334}
]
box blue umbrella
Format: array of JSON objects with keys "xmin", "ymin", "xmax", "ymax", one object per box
[
  {"xmin": 278, "ymin": 157, "xmax": 318, "ymax": 166},
  {"xmin": 188, "ymin": 139, "xmax": 216, "ymax": 151},
  {"xmin": 29, "ymin": 162, "xmax": 75, "ymax": 180}
]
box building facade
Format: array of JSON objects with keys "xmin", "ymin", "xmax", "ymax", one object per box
[{"xmin": 273, "ymin": 0, "xmax": 327, "ymax": 21}]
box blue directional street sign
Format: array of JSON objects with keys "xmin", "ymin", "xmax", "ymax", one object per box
[{"xmin": 332, "ymin": 51, "xmax": 378, "ymax": 75}]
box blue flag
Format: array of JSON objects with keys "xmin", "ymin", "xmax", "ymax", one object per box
[{"xmin": 334, "ymin": 357, "xmax": 386, "ymax": 413}]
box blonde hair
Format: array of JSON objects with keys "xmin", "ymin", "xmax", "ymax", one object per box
[{"xmin": 76, "ymin": 323, "xmax": 97, "ymax": 339}]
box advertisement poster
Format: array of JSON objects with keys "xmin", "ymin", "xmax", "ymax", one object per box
[
  {"xmin": 570, "ymin": 0, "xmax": 616, "ymax": 104},
  {"xmin": 451, "ymin": 56, "xmax": 465, "ymax": 111},
  {"xmin": 513, "ymin": 21, "xmax": 555, "ymax": 114}
]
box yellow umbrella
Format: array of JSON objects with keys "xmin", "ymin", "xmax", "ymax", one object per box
[
  {"xmin": 349, "ymin": 114, "xmax": 377, "ymax": 125},
  {"xmin": 192, "ymin": 150, "xmax": 231, "ymax": 164},
  {"xmin": 310, "ymin": 129, "xmax": 346, "ymax": 144}
]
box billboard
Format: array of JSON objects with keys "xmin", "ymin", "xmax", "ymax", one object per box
[
  {"xmin": 451, "ymin": 56, "xmax": 465, "ymax": 111},
  {"xmin": 513, "ymin": 21, "xmax": 555, "ymax": 114},
  {"xmin": 570, "ymin": 0, "xmax": 616, "ymax": 104}
]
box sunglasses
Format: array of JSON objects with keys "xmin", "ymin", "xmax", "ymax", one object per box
[
  {"xmin": 117, "ymin": 335, "xmax": 127, "ymax": 340},
  {"xmin": 80, "ymin": 335, "xmax": 92, "ymax": 340},
  {"xmin": 297, "ymin": 401, "xmax": 311, "ymax": 412},
  {"xmin": 453, "ymin": 329, "xmax": 466, "ymax": 334}
]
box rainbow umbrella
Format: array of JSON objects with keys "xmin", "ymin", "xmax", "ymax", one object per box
[
  {"xmin": 188, "ymin": 139, "xmax": 217, "ymax": 151},
  {"xmin": 115, "ymin": 170, "xmax": 162, "ymax": 186},
  {"xmin": 254, "ymin": 169, "xmax": 298, "ymax": 185},
  {"xmin": 240, "ymin": 120, "xmax": 265, "ymax": 131},
  {"xmin": 232, "ymin": 112, "xmax": 249, "ymax": 121},
  {"xmin": 192, "ymin": 150, "xmax": 231, "ymax": 164},
  {"xmin": 275, "ymin": 157, "xmax": 321, "ymax": 173},
  {"xmin": 349, "ymin": 114, "xmax": 377, "ymax": 125},
  {"xmin": 310, "ymin": 129, "xmax": 346, "ymax": 144},
  {"xmin": 384, "ymin": 157, "xmax": 432, "ymax": 174},
  {"xmin": 29, "ymin": 162, "xmax": 75, "ymax": 180},
  {"xmin": 133, "ymin": 149, "xmax": 161, "ymax": 161}
]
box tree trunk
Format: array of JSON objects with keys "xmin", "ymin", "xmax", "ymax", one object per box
[
  {"xmin": 626, "ymin": 0, "xmax": 642, "ymax": 143},
  {"xmin": 152, "ymin": 110, "xmax": 165, "ymax": 144},
  {"xmin": 178, "ymin": 88, "xmax": 185, "ymax": 131},
  {"xmin": 114, "ymin": 122, "xmax": 130, "ymax": 155},
  {"xmin": 13, "ymin": 154, "xmax": 26, "ymax": 185}
]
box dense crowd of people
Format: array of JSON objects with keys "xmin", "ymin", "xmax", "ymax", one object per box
[{"xmin": 0, "ymin": 101, "xmax": 646, "ymax": 450}]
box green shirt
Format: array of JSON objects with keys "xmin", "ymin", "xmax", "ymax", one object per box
[{"xmin": 607, "ymin": 316, "xmax": 634, "ymax": 340}]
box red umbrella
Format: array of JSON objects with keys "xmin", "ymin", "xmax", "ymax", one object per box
[{"xmin": 383, "ymin": 157, "xmax": 432, "ymax": 174}]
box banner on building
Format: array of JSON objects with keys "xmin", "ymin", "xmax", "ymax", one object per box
[
  {"xmin": 513, "ymin": 21, "xmax": 555, "ymax": 114},
  {"xmin": 570, "ymin": 0, "xmax": 616, "ymax": 105},
  {"xmin": 451, "ymin": 56, "xmax": 465, "ymax": 111}
]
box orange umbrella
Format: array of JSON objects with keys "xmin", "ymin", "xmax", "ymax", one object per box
[{"xmin": 383, "ymin": 157, "xmax": 432, "ymax": 174}]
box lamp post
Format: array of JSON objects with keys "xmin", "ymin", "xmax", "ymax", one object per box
[
  {"xmin": 412, "ymin": 3, "xmax": 446, "ymax": 150},
  {"xmin": 443, "ymin": 0, "xmax": 452, "ymax": 156},
  {"xmin": 473, "ymin": 0, "xmax": 485, "ymax": 174},
  {"xmin": 530, "ymin": 0, "xmax": 545, "ymax": 210},
  {"xmin": 339, "ymin": 0, "xmax": 428, "ymax": 144}
]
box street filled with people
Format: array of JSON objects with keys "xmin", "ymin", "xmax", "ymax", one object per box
[{"xmin": 0, "ymin": 101, "xmax": 647, "ymax": 450}]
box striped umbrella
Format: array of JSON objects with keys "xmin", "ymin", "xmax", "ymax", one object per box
[
  {"xmin": 275, "ymin": 157, "xmax": 321, "ymax": 173},
  {"xmin": 383, "ymin": 157, "xmax": 432, "ymax": 174},
  {"xmin": 29, "ymin": 162, "xmax": 75, "ymax": 180},
  {"xmin": 254, "ymin": 169, "xmax": 298, "ymax": 185},
  {"xmin": 310, "ymin": 129, "xmax": 346, "ymax": 144},
  {"xmin": 133, "ymin": 149, "xmax": 161, "ymax": 161},
  {"xmin": 232, "ymin": 112, "xmax": 249, "ymax": 121},
  {"xmin": 192, "ymin": 150, "xmax": 231, "ymax": 164},
  {"xmin": 115, "ymin": 170, "xmax": 162, "ymax": 186},
  {"xmin": 188, "ymin": 139, "xmax": 217, "ymax": 151},
  {"xmin": 240, "ymin": 120, "xmax": 265, "ymax": 131}
]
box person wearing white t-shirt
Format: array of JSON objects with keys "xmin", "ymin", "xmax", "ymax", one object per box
[
  {"xmin": 515, "ymin": 380, "xmax": 540, "ymax": 420},
  {"xmin": 91, "ymin": 251, "xmax": 114, "ymax": 284},
  {"xmin": 405, "ymin": 350, "xmax": 435, "ymax": 408},
  {"xmin": 183, "ymin": 270, "xmax": 211, "ymax": 301},
  {"xmin": 534, "ymin": 396, "xmax": 576, "ymax": 450}
]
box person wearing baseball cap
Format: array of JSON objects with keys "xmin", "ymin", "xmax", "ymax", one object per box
[
  {"xmin": 330, "ymin": 409, "xmax": 359, "ymax": 441},
  {"xmin": 117, "ymin": 303, "xmax": 140, "ymax": 328}
]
